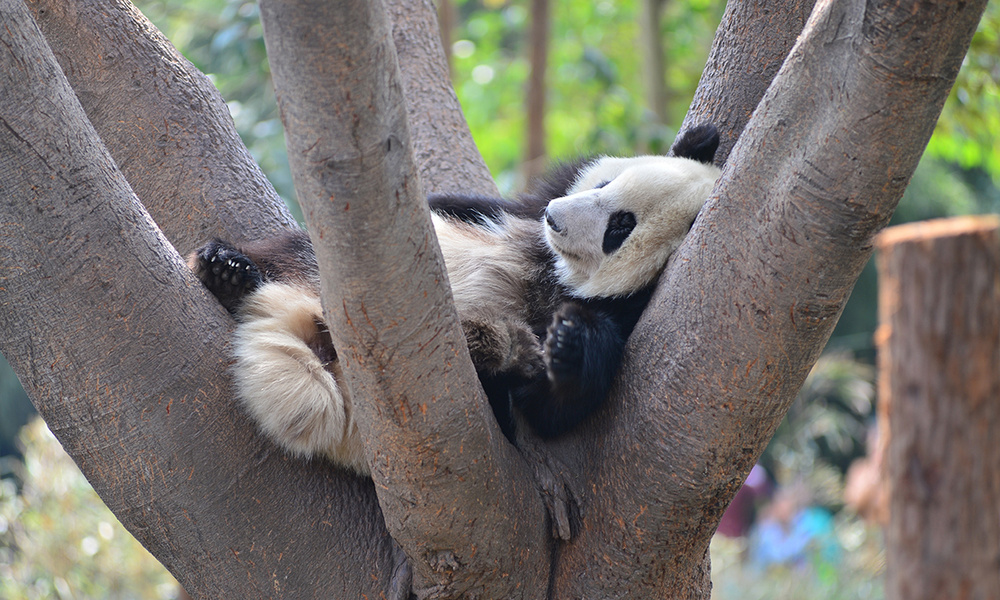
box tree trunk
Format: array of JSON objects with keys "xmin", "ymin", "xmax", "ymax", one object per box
[
  {"xmin": 523, "ymin": 0, "xmax": 550, "ymax": 183},
  {"xmin": 678, "ymin": 0, "xmax": 816, "ymax": 164},
  {"xmin": 876, "ymin": 216, "xmax": 1000, "ymax": 600},
  {"xmin": 0, "ymin": 0, "xmax": 989, "ymax": 597},
  {"xmin": 24, "ymin": 0, "xmax": 297, "ymax": 255},
  {"xmin": 639, "ymin": 0, "xmax": 669, "ymax": 123}
]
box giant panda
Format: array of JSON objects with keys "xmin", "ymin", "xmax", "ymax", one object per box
[{"xmin": 189, "ymin": 124, "xmax": 721, "ymax": 474}]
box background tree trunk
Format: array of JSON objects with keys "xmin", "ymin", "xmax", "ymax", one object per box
[
  {"xmin": 876, "ymin": 216, "xmax": 1000, "ymax": 600},
  {"xmin": 639, "ymin": 0, "xmax": 669, "ymax": 123},
  {"xmin": 523, "ymin": 0, "xmax": 550, "ymax": 183}
]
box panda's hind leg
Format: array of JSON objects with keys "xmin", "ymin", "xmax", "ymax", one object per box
[
  {"xmin": 232, "ymin": 282, "xmax": 367, "ymax": 474},
  {"xmin": 189, "ymin": 240, "xmax": 263, "ymax": 313}
]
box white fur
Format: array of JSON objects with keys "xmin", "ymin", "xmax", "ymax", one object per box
[
  {"xmin": 233, "ymin": 282, "xmax": 366, "ymax": 473},
  {"xmin": 432, "ymin": 213, "xmax": 532, "ymax": 315},
  {"xmin": 546, "ymin": 156, "xmax": 720, "ymax": 297}
]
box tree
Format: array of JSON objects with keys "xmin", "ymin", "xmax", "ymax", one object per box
[
  {"xmin": 877, "ymin": 216, "xmax": 1000, "ymax": 599},
  {"xmin": 0, "ymin": 0, "xmax": 987, "ymax": 598}
]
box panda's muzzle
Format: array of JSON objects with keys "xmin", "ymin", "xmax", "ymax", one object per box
[{"xmin": 544, "ymin": 208, "xmax": 563, "ymax": 233}]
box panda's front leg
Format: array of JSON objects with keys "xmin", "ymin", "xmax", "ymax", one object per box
[{"xmin": 517, "ymin": 302, "xmax": 625, "ymax": 437}]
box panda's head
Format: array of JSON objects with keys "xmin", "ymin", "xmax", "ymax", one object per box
[{"xmin": 544, "ymin": 125, "xmax": 721, "ymax": 298}]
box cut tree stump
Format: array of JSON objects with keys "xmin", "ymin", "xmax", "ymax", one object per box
[{"xmin": 876, "ymin": 215, "xmax": 1000, "ymax": 600}]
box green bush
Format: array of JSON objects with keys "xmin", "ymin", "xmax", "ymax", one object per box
[{"xmin": 0, "ymin": 419, "xmax": 181, "ymax": 600}]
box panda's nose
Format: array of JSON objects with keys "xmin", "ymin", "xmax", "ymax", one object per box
[{"xmin": 545, "ymin": 208, "xmax": 562, "ymax": 233}]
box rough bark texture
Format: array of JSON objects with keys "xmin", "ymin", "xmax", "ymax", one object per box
[
  {"xmin": 548, "ymin": 0, "xmax": 987, "ymax": 596},
  {"xmin": 257, "ymin": 0, "xmax": 548, "ymax": 597},
  {"xmin": 0, "ymin": 0, "xmax": 988, "ymax": 596},
  {"xmin": 23, "ymin": 0, "xmax": 296, "ymax": 255},
  {"xmin": 0, "ymin": 2, "xmax": 405, "ymax": 598},
  {"xmin": 876, "ymin": 216, "xmax": 1000, "ymax": 600},
  {"xmin": 678, "ymin": 0, "xmax": 816, "ymax": 164},
  {"xmin": 385, "ymin": 0, "xmax": 498, "ymax": 197}
]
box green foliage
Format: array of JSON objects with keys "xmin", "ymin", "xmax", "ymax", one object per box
[
  {"xmin": 926, "ymin": 0, "xmax": 1000, "ymax": 183},
  {"xmin": 0, "ymin": 420, "xmax": 179, "ymax": 600},
  {"xmin": 451, "ymin": 0, "xmax": 723, "ymax": 191}
]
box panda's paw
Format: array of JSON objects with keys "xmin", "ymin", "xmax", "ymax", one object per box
[
  {"xmin": 190, "ymin": 240, "xmax": 262, "ymax": 313},
  {"xmin": 544, "ymin": 303, "xmax": 591, "ymax": 382},
  {"xmin": 464, "ymin": 319, "xmax": 544, "ymax": 379}
]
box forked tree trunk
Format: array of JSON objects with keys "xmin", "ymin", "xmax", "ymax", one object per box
[
  {"xmin": 0, "ymin": 0, "xmax": 989, "ymax": 597},
  {"xmin": 876, "ymin": 216, "xmax": 1000, "ymax": 600}
]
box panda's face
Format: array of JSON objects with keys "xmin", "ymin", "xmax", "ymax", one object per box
[{"xmin": 544, "ymin": 156, "xmax": 720, "ymax": 298}]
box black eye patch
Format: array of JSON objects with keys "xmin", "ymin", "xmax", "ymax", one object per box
[{"xmin": 602, "ymin": 210, "xmax": 637, "ymax": 254}]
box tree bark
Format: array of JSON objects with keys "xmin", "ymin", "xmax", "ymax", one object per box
[
  {"xmin": 0, "ymin": 2, "xmax": 405, "ymax": 598},
  {"xmin": 257, "ymin": 0, "xmax": 548, "ymax": 597},
  {"xmin": 677, "ymin": 0, "xmax": 816, "ymax": 164},
  {"xmin": 553, "ymin": 0, "xmax": 987, "ymax": 595},
  {"xmin": 23, "ymin": 0, "xmax": 297, "ymax": 255},
  {"xmin": 0, "ymin": 0, "xmax": 989, "ymax": 597},
  {"xmin": 385, "ymin": 0, "xmax": 498, "ymax": 197},
  {"xmin": 876, "ymin": 216, "xmax": 1000, "ymax": 600}
]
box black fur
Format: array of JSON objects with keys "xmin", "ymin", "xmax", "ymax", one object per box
[
  {"xmin": 509, "ymin": 287, "xmax": 654, "ymax": 438},
  {"xmin": 670, "ymin": 123, "xmax": 720, "ymax": 165},
  {"xmin": 190, "ymin": 240, "xmax": 263, "ymax": 313}
]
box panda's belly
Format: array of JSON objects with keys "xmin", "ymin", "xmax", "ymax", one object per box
[{"xmin": 432, "ymin": 214, "xmax": 530, "ymax": 318}]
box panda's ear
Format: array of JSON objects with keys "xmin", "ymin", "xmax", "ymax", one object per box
[{"xmin": 670, "ymin": 123, "xmax": 720, "ymax": 165}]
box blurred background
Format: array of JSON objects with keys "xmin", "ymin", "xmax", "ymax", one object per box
[{"xmin": 1, "ymin": 0, "xmax": 997, "ymax": 597}]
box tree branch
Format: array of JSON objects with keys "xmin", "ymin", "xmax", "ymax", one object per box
[
  {"xmin": 678, "ymin": 0, "xmax": 816, "ymax": 164},
  {"xmin": 257, "ymin": 0, "xmax": 547, "ymax": 597},
  {"xmin": 553, "ymin": 0, "xmax": 989, "ymax": 595},
  {"xmin": 23, "ymin": 0, "xmax": 296, "ymax": 254},
  {"xmin": 384, "ymin": 0, "xmax": 498, "ymax": 197},
  {"xmin": 0, "ymin": 2, "xmax": 403, "ymax": 597}
]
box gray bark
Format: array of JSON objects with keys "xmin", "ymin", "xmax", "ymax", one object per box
[
  {"xmin": 0, "ymin": 0, "xmax": 988, "ymax": 597},
  {"xmin": 677, "ymin": 0, "xmax": 816, "ymax": 165},
  {"xmin": 385, "ymin": 0, "xmax": 498, "ymax": 197},
  {"xmin": 877, "ymin": 217, "xmax": 1000, "ymax": 600},
  {"xmin": 23, "ymin": 0, "xmax": 297, "ymax": 255},
  {"xmin": 0, "ymin": 1, "xmax": 403, "ymax": 598},
  {"xmin": 556, "ymin": 0, "xmax": 987, "ymax": 595},
  {"xmin": 257, "ymin": 1, "xmax": 548, "ymax": 596}
]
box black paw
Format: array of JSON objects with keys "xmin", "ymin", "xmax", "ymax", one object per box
[
  {"xmin": 544, "ymin": 304, "xmax": 590, "ymax": 383},
  {"xmin": 191, "ymin": 240, "xmax": 262, "ymax": 313}
]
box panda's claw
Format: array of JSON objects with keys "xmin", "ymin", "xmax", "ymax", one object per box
[
  {"xmin": 545, "ymin": 304, "xmax": 589, "ymax": 382},
  {"xmin": 191, "ymin": 240, "xmax": 263, "ymax": 314}
]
